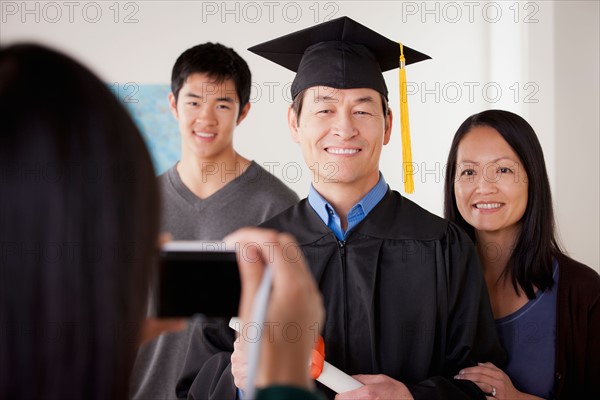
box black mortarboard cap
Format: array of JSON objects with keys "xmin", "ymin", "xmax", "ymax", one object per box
[
  {"xmin": 247, "ymin": 16, "xmax": 431, "ymax": 100},
  {"xmin": 249, "ymin": 16, "xmax": 431, "ymax": 194}
]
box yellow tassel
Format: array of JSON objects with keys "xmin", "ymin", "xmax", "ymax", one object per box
[{"xmin": 399, "ymin": 42, "xmax": 414, "ymax": 193}]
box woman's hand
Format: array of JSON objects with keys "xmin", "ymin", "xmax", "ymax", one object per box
[{"xmin": 455, "ymin": 362, "xmax": 544, "ymax": 400}]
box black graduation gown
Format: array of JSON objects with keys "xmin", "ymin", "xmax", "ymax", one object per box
[
  {"xmin": 182, "ymin": 189, "xmax": 505, "ymax": 400},
  {"xmin": 260, "ymin": 189, "xmax": 506, "ymax": 399}
]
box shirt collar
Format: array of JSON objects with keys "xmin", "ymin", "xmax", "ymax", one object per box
[{"xmin": 308, "ymin": 173, "xmax": 388, "ymax": 227}]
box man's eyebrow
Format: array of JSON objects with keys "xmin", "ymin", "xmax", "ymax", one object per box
[
  {"xmin": 182, "ymin": 93, "xmax": 235, "ymax": 103},
  {"xmin": 353, "ymin": 96, "xmax": 376, "ymax": 104},
  {"xmin": 312, "ymin": 95, "xmax": 376, "ymax": 104},
  {"xmin": 183, "ymin": 92, "xmax": 201, "ymax": 99}
]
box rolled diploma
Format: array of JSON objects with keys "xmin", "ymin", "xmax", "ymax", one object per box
[
  {"xmin": 317, "ymin": 360, "xmax": 363, "ymax": 393},
  {"xmin": 229, "ymin": 317, "xmax": 364, "ymax": 394}
]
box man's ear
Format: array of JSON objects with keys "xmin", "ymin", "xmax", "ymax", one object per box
[
  {"xmin": 288, "ymin": 106, "xmax": 301, "ymax": 143},
  {"xmin": 383, "ymin": 109, "xmax": 393, "ymax": 145},
  {"xmin": 168, "ymin": 92, "xmax": 179, "ymax": 120},
  {"xmin": 236, "ymin": 102, "xmax": 251, "ymax": 125}
]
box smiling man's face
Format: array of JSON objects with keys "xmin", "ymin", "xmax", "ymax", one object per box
[
  {"xmin": 169, "ymin": 72, "xmax": 249, "ymax": 163},
  {"xmin": 288, "ymin": 86, "xmax": 392, "ymax": 192}
]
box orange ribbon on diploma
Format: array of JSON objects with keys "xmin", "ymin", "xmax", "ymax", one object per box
[
  {"xmin": 310, "ymin": 336, "xmax": 326, "ymax": 379},
  {"xmin": 308, "ymin": 335, "xmax": 363, "ymax": 393}
]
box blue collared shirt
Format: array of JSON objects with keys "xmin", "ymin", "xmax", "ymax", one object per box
[{"xmin": 308, "ymin": 174, "xmax": 388, "ymax": 240}]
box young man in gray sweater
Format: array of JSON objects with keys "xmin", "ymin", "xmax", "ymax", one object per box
[{"xmin": 129, "ymin": 42, "xmax": 298, "ymax": 400}]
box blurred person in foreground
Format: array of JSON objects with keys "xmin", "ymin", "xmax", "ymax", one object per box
[{"xmin": 0, "ymin": 43, "xmax": 322, "ymax": 400}]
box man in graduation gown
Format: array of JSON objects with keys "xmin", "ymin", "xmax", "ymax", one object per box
[
  {"xmin": 189, "ymin": 16, "xmax": 506, "ymax": 400},
  {"xmin": 240, "ymin": 16, "xmax": 505, "ymax": 400}
]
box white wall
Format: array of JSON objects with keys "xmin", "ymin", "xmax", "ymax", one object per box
[
  {"xmin": 2, "ymin": 1, "xmax": 598, "ymax": 270},
  {"xmin": 552, "ymin": 2, "xmax": 600, "ymax": 271}
]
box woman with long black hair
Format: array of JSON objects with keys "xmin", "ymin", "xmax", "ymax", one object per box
[{"xmin": 444, "ymin": 109, "xmax": 599, "ymax": 399}]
